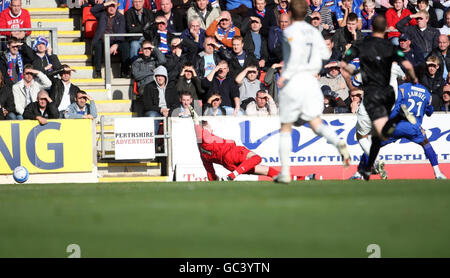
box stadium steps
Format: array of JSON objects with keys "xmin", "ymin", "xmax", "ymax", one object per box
[
  {"xmin": 95, "ymin": 100, "xmax": 131, "ymax": 113},
  {"xmin": 58, "ymin": 42, "xmax": 86, "ymax": 55},
  {"xmin": 24, "ymin": 1, "xmax": 59, "ymax": 9},
  {"xmin": 31, "ymin": 18, "xmax": 75, "ymax": 31},
  {"xmin": 25, "ymin": 1, "xmax": 162, "ymax": 181},
  {"xmin": 97, "ymin": 162, "xmax": 163, "ymax": 178},
  {"xmin": 27, "ymin": 7, "xmax": 71, "ymax": 19}
]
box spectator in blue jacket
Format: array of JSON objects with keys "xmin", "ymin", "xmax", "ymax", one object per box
[
  {"xmin": 361, "ymin": 0, "xmax": 377, "ymax": 31},
  {"xmin": 64, "ymin": 91, "xmax": 98, "ymax": 119},
  {"xmin": 180, "ymin": 15, "xmax": 206, "ymax": 53}
]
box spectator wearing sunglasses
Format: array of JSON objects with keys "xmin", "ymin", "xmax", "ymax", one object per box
[
  {"xmin": 205, "ymin": 11, "xmax": 241, "ymax": 50},
  {"xmin": 419, "ymin": 55, "xmax": 445, "ymax": 110},
  {"xmin": 396, "ymin": 10, "xmax": 439, "ymax": 57},
  {"xmin": 12, "ymin": 64, "xmax": 52, "ymax": 120},
  {"xmin": 50, "ymin": 64, "xmax": 80, "ymax": 118}
]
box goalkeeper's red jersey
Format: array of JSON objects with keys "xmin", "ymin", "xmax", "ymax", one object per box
[{"xmin": 194, "ymin": 124, "xmax": 237, "ymax": 180}]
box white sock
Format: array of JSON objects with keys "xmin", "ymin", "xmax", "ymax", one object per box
[
  {"xmin": 433, "ymin": 165, "xmax": 442, "ymax": 176},
  {"xmin": 358, "ymin": 137, "xmax": 372, "ymax": 156},
  {"xmin": 315, "ymin": 124, "xmax": 341, "ymax": 147},
  {"xmin": 279, "ymin": 131, "xmax": 292, "ymax": 176}
]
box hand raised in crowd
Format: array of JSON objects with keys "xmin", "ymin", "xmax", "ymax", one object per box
[
  {"xmin": 36, "ymin": 116, "xmax": 48, "ymax": 125},
  {"xmin": 47, "ymin": 46, "xmax": 53, "ymax": 55},
  {"xmin": 44, "ymin": 64, "xmax": 53, "ymax": 71},
  {"xmin": 214, "ymin": 31, "xmax": 224, "ymax": 42},
  {"xmin": 259, "ymin": 59, "xmax": 265, "ymax": 68},
  {"xmin": 161, "ymin": 108, "xmax": 170, "ymax": 117},
  {"xmin": 110, "ymin": 44, "xmax": 119, "ymax": 55}
]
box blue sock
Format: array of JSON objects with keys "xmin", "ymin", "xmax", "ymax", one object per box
[
  {"xmin": 423, "ymin": 143, "xmax": 438, "ymax": 166},
  {"xmin": 358, "ymin": 153, "xmax": 369, "ymax": 171}
]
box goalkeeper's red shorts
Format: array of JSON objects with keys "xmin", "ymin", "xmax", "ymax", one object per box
[{"xmin": 222, "ymin": 146, "xmax": 251, "ymax": 171}]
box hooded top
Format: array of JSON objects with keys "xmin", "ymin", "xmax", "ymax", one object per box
[{"xmin": 153, "ymin": 65, "xmax": 168, "ymax": 109}]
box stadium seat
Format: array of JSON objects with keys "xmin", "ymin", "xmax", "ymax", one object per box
[{"xmin": 82, "ymin": 6, "xmax": 97, "ymax": 39}]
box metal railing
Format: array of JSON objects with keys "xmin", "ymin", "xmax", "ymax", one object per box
[
  {"xmin": 0, "ymin": 28, "xmax": 59, "ymax": 54},
  {"xmin": 104, "ymin": 33, "xmax": 143, "ymax": 99},
  {"xmin": 99, "ymin": 115, "xmax": 171, "ymax": 159}
]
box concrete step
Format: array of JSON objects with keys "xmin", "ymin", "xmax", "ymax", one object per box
[
  {"xmin": 59, "ymin": 54, "xmax": 91, "ymax": 65},
  {"xmin": 72, "ymin": 78, "xmax": 105, "ymax": 91},
  {"xmin": 58, "ymin": 42, "xmax": 86, "ymax": 55},
  {"xmin": 31, "ymin": 18, "xmax": 74, "ymax": 31},
  {"xmin": 70, "ymin": 66, "xmax": 94, "ymax": 79},
  {"xmin": 31, "ymin": 30, "xmax": 81, "ymax": 43},
  {"xmin": 27, "ymin": 7, "xmax": 70, "ymax": 18},
  {"xmin": 24, "ymin": 1, "xmax": 59, "ymax": 9},
  {"xmin": 84, "ymin": 88, "xmax": 109, "ymax": 100},
  {"xmin": 97, "ymin": 112, "xmax": 138, "ymax": 126},
  {"xmin": 95, "ymin": 100, "xmax": 131, "ymax": 113},
  {"xmin": 97, "ymin": 162, "xmax": 163, "ymax": 179}
]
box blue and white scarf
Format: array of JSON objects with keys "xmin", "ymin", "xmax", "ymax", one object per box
[
  {"xmin": 7, "ymin": 52, "xmax": 23, "ymax": 82},
  {"xmin": 157, "ymin": 30, "xmax": 169, "ymax": 54}
]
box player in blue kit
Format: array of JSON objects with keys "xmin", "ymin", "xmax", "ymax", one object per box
[{"xmin": 357, "ymin": 82, "xmax": 447, "ymax": 180}]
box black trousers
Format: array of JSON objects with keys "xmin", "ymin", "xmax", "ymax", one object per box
[{"xmin": 93, "ymin": 39, "xmax": 130, "ymax": 73}]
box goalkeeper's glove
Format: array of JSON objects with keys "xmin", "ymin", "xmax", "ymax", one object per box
[{"xmin": 189, "ymin": 105, "xmax": 199, "ymax": 124}]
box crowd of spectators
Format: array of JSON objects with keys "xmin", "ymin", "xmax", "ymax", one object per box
[
  {"xmin": 1, "ymin": 0, "xmax": 450, "ymax": 125},
  {"xmin": 0, "ymin": 0, "xmax": 98, "ymax": 122}
]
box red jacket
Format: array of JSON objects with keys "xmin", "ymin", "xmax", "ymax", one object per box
[
  {"xmin": 194, "ymin": 124, "xmax": 236, "ymax": 181},
  {"xmin": 385, "ymin": 8, "xmax": 416, "ymax": 38},
  {"xmin": 0, "ymin": 8, "xmax": 31, "ymax": 37}
]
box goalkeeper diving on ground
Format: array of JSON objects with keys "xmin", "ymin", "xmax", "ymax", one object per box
[{"xmin": 188, "ymin": 106, "xmax": 316, "ymax": 181}]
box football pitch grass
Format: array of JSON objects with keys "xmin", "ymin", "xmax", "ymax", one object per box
[{"xmin": 0, "ymin": 180, "xmax": 449, "ymax": 258}]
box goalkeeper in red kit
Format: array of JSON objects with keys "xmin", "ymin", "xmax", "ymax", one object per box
[{"xmin": 188, "ymin": 106, "xmax": 315, "ymax": 181}]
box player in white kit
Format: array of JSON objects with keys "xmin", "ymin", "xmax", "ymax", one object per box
[{"xmin": 275, "ymin": 0, "xmax": 351, "ymax": 183}]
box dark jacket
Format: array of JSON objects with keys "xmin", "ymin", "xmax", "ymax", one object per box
[
  {"xmin": 22, "ymin": 101, "xmax": 59, "ymax": 120},
  {"xmin": 246, "ymin": 7, "xmax": 278, "ymax": 38},
  {"xmin": 154, "ymin": 10, "xmax": 186, "ymax": 33},
  {"xmin": 164, "ymin": 38, "xmax": 199, "ymax": 82},
  {"xmin": 91, "ymin": 4, "xmax": 127, "ymax": 46},
  {"xmin": 32, "ymin": 54, "xmax": 62, "ymax": 79},
  {"xmin": 0, "ymin": 85, "xmax": 15, "ymax": 117},
  {"xmin": 180, "ymin": 27, "xmax": 206, "ymax": 53},
  {"xmin": 125, "ymin": 7, "xmax": 155, "ymax": 41},
  {"xmin": 194, "ymin": 51, "xmax": 221, "ymax": 78},
  {"xmin": 396, "ymin": 15, "xmax": 440, "ymax": 56},
  {"xmin": 201, "ymin": 76, "xmax": 240, "ymax": 108},
  {"xmin": 267, "ymin": 25, "xmax": 283, "ymax": 65},
  {"xmin": 403, "ymin": 45, "xmax": 426, "ymax": 68},
  {"xmin": 419, "ymin": 71, "xmax": 445, "ymax": 110},
  {"xmin": 143, "ymin": 24, "xmax": 176, "ymax": 53},
  {"xmin": 332, "ymin": 27, "xmax": 364, "ymax": 57},
  {"xmin": 218, "ymin": 47, "xmax": 259, "ymax": 79},
  {"xmin": 176, "ymin": 76, "xmax": 204, "ymax": 100},
  {"xmin": 0, "ymin": 43, "xmax": 37, "ymax": 87},
  {"xmin": 49, "ymin": 80, "xmax": 80, "ymax": 110},
  {"xmin": 143, "ymin": 81, "xmax": 179, "ymax": 113},
  {"xmin": 428, "ymin": 48, "xmax": 450, "ymax": 80},
  {"xmin": 243, "ymin": 31, "xmax": 269, "ymax": 64}
]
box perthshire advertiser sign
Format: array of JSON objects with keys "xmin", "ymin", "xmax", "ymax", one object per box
[{"xmin": 114, "ymin": 118, "xmax": 155, "ymax": 160}]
